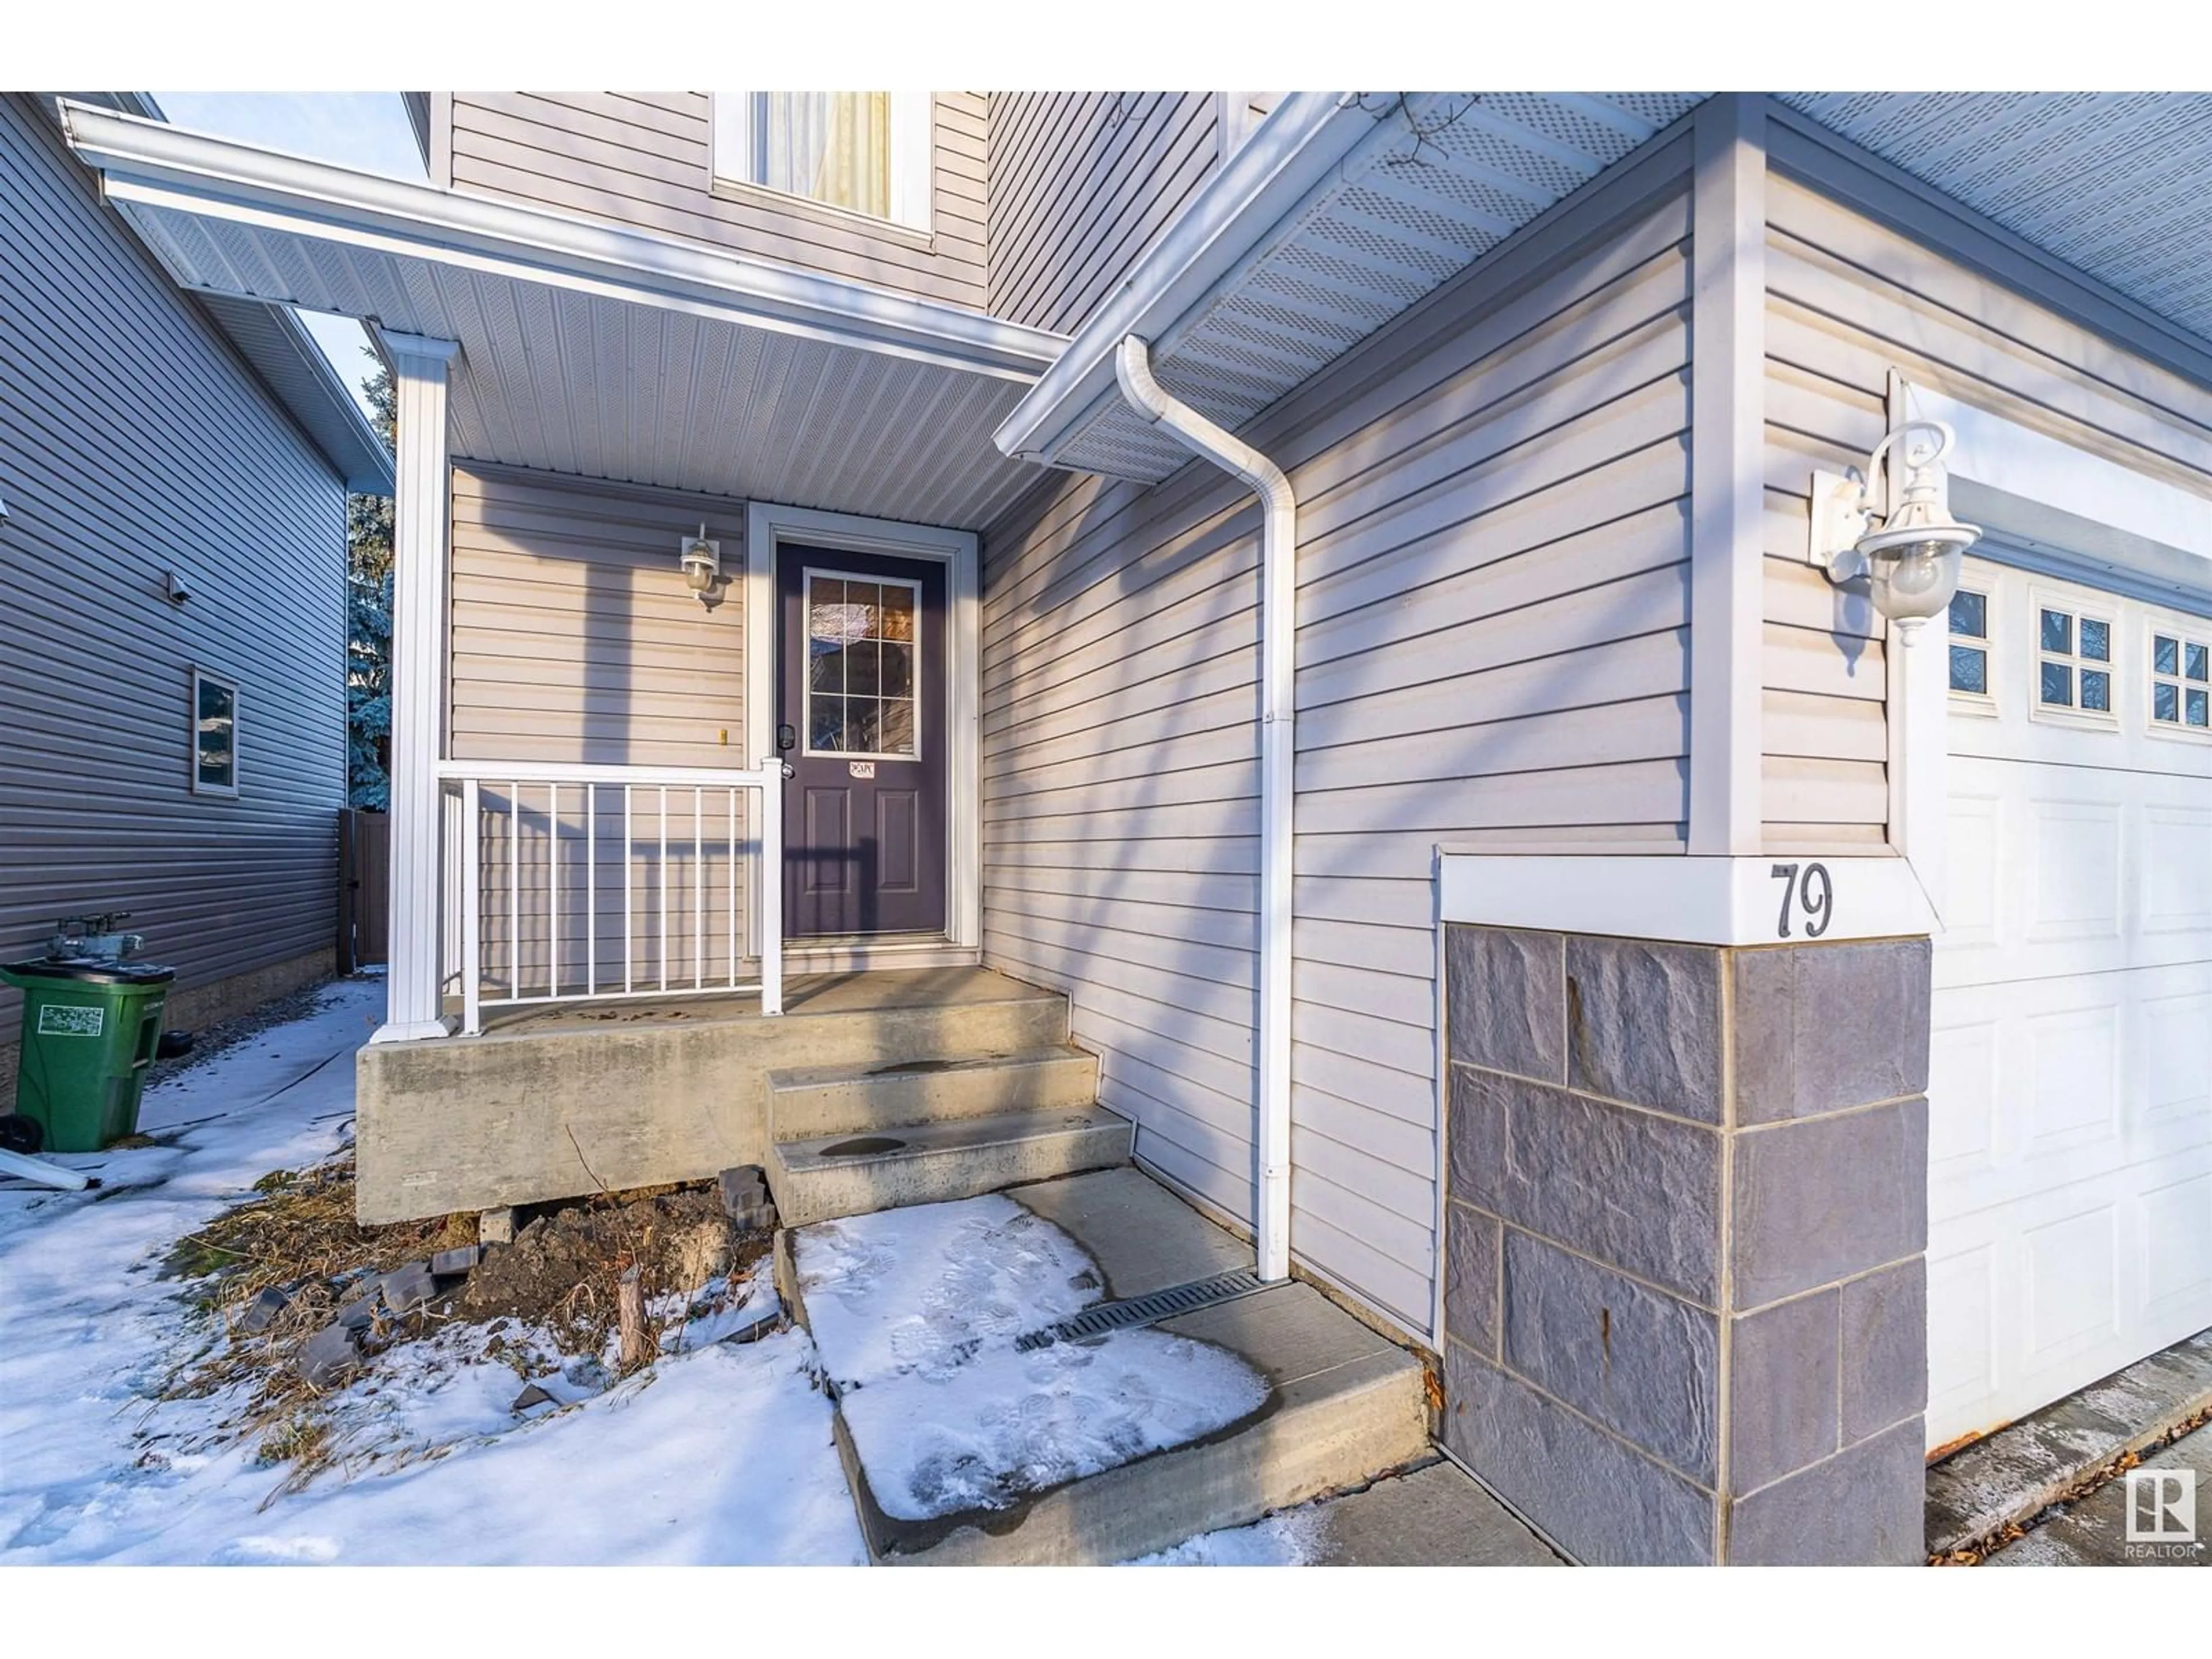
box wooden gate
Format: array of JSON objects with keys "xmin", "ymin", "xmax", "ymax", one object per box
[{"xmin": 338, "ymin": 808, "xmax": 391, "ymax": 971}]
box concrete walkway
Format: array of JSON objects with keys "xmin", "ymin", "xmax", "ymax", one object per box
[
  {"xmin": 1300, "ymin": 1460, "xmax": 1562, "ymax": 1566},
  {"xmin": 1984, "ymin": 1424, "xmax": 2210, "ymax": 1567},
  {"xmin": 1926, "ymin": 1328, "xmax": 2212, "ymax": 1557}
]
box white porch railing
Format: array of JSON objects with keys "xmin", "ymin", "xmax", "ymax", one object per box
[{"xmin": 435, "ymin": 760, "xmax": 785, "ymax": 1034}]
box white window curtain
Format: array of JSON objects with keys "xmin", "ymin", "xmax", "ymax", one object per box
[{"xmin": 757, "ymin": 92, "xmax": 892, "ymax": 220}]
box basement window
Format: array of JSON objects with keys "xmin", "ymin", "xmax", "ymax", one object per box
[
  {"xmin": 192, "ymin": 669, "xmax": 238, "ymax": 796},
  {"xmin": 710, "ymin": 92, "xmax": 933, "ymax": 231}
]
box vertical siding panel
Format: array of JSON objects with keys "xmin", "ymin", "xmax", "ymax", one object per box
[
  {"xmin": 979, "ymin": 175, "xmax": 1698, "ymax": 1337},
  {"xmin": 0, "ymin": 95, "xmax": 348, "ymax": 1036}
]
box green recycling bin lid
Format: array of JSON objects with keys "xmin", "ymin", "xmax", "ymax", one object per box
[{"xmin": 2, "ymin": 956, "xmax": 176, "ymax": 986}]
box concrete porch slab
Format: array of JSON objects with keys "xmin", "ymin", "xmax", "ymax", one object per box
[
  {"xmin": 478, "ymin": 965, "xmax": 1051, "ymax": 1036},
  {"xmin": 1926, "ymin": 1327, "xmax": 2212, "ymax": 1558},
  {"xmin": 356, "ymin": 967, "xmax": 1068, "ymax": 1222}
]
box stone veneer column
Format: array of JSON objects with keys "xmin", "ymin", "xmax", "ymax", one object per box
[{"xmin": 1439, "ymin": 925, "xmax": 1931, "ymax": 1565}]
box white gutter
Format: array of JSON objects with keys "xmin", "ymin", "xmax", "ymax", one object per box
[
  {"xmin": 1114, "ymin": 336, "xmax": 1296, "ymax": 1283},
  {"xmin": 994, "ymin": 92, "xmax": 1427, "ymax": 466},
  {"xmin": 58, "ymin": 101, "xmax": 1067, "ymax": 384}
]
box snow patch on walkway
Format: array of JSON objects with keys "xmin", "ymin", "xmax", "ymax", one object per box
[
  {"xmin": 796, "ymin": 1193, "xmax": 1104, "ymax": 1388},
  {"xmin": 843, "ymin": 1325, "xmax": 1269, "ymax": 1521},
  {"xmin": 1130, "ymin": 1504, "xmax": 1326, "ymax": 1566},
  {"xmin": 793, "ymin": 1195, "xmax": 1269, "ymax": 1523}
]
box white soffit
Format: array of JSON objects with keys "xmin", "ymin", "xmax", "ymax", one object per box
[
  {"xmin": 1005, "ymin": 92, "xmax": 1706, "ymax": 484},
  {"xmin": 59, "ymin": 103, "xmax": 1062, "ymax": 528},
  {"xmin": 1778, "ymin": 93, "xmax": 2212, "ymax": 343}
]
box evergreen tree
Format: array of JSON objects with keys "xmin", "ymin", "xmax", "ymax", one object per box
[{"xmin": 347, "ymin": 355, "xmax": 397, "ymax": 809}]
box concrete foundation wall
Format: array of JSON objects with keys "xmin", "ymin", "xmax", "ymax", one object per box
[
  {"xmin": 1441, "ymin": 923, "xmax": 1931, "ymax": 1565},
  {"xmin": 354, "ymin": 978, "xmax": 1066, "ymax": 1223}
]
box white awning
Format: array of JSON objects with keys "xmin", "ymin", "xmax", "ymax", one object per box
[{"xmin": 62, "ymin": 102, "xmax": 1065, "ymax": 528}]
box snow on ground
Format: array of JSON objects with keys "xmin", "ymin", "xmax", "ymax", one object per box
[
  {"xmin": 0, "ymin": 979, "xmax": 862, "ymax": 1566},
  {"xmin": 1131, "ymin": 1505, "xmax": 1326, "ymax": 1566},
  {"xmin": 794, "ymin": 1198, "xmax": 1269, "ymax": 1522},
  {"xmin": 794, "ymin": 1193, "xmax": 1104, "ymax": 1389}
]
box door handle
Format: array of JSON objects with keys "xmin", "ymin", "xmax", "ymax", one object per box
[{"xmin": 777, "ymin": 723, "xmax": 797, "ymax": 752}]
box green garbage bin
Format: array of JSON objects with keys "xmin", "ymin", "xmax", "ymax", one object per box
[{"xmin": 1, "ymin": 958, "xmax": 175, "ymax": 1152}]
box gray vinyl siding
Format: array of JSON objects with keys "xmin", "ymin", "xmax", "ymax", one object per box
[
  {"xmin": 446, "ymin": 464, "xmax": 748, "ymax": 770},
  {"xmin": 1758, "ymin": 167, "xmax": 2212, "ymax": 853},
  {"xmin": 979, "ymin": 150, "xmax": 1696, "ymax": 1335},
  {"xmin": 987, "ymin": 92, "xmax": 1221, "ymax": 334},
  {"xmin": 446, "ymin": 93, "xmax": 988, "ymax": 310},
  {"xmin": 0, "ymin": 94, "xmax": 347, "ymax": 1027},
  {"xmin": 446, "ymin": 464, "xmax": 753, "ymax": 997}
]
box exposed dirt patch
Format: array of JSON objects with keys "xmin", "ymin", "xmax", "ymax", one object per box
[
  {"xmin": 459, "ymin": 1188, "xmax": 769, "ymax": 1347},
  {"xmin": 161, "ymin": 1154, "xmax": 774, "ymax": 1495}
]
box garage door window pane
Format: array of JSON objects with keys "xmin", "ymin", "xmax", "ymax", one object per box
[
  {"xmin": 2040, "ymin": 662, "xmax": 2072, "ymax": 707},
  {"xmin": 2080, "ymin": 669, "xmax": 2110, "ymax": 712},
  {"xmin": 1950, "ymin": 645, "xmax": 1988, "ymax": 695},
  {"xmin": 2078, "ymin": 618, "xmax": 2110, "ymax": 662},
  {"xmin": 2188, "ymin": 643, "xmax": 2209, "ymax": 682},
  {"xmin": 2041, "ymin": 609, "xmax": 2072, "ymax": 654},
  {"xmin": 2190, "ymin": 689, "xmax": 2209, "ymax": 728},
  {"xmin": 2154, "ymin": 682, "xmax": 2179, "ymax": 723},
  {"xmin": 1949, "ymin": 589, "xmax": 1987, "ymax": 639},
  {"xmin": 2154, "ymin": 635, "xmax": 2179, "ymax": 677}
]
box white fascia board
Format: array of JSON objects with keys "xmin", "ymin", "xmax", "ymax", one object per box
[
  {"xmin": 262, "ymin": 302, "xmax": 396, "ymax": 493},
  {"xmin": 1905, "ymin": 384, "xmax": 2212, "ymax": 597},
  {"xmin": 991, "ymin": 92, "xmax": 1386, "ymax": 464},
  {"xmin": 1438, "ymin": 854, "xmax": 1939, "ymax": 947},
  {"xmin": 58, "ymin": 101, "xmax": 1067, "ymax": 384}
]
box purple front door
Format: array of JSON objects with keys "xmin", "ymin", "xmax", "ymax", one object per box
[{"xmin": 777, "ymin": 545, "xmax": 948, "ymax": 938}]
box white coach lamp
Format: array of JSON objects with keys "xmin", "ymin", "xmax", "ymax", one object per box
[
  {"xmin": 1809, "ymin": 418, "xmax": 1980, "ymax": 643},
  {"xmin": 678, "ymin": 522, "xmax": 722, "ymax": 602}
]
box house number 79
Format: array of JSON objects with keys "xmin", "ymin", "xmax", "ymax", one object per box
[{"xmin": 1770, "ymin": 862, "xmax": 1834, "ymax": 939}]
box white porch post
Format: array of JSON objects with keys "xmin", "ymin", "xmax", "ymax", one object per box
[
  {"xmin": 1687, "ymin": 93, "xmax": 1768, "ymax": 856},
  {"xmin": 370, "ymin": 329, "xmax": 462, "ymax": 1043}
]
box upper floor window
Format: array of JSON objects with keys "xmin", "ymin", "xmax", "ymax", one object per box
[
  {"xmin": 2150, "ymin": 627, "xmax": 2210, "ymax": 732},
  {"xmin": 710, "ymin": 92, "xmax": 933, "ymax": 231}
]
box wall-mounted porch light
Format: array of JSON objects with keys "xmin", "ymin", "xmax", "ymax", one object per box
[
  {"xmin": 679, "ymin": 522, "xmax": 723, "ymax": 605},
  {"xmin": 1809, "ymin": 419, "xmax": 1980, "ymax": 643}
]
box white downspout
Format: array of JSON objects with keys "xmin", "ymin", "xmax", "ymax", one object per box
[{"xmin": 1114, "ymin": 336, "xmax": 1296, "ymax": 1283}]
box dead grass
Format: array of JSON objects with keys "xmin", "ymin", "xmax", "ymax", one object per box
[
  {"xmin": 154, "ymin": 1151, "xmax": 769, "ymax": 1502},
  {"xmin": 156, "ymin": 1154, "xmax": 476, "ymax": 1494}
]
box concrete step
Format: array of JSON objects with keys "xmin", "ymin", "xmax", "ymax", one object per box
[
  {"xmin": 767, "ymin": 1045, "xmax": 1101, "ymax": 1140},
  {"xmin": 779, "ymin": 1166, "xmax": 1433, "ymax": 1565},
  {"xmin": 767, "ymin": 1104, "xmax": 1132, "ymax": 1227}
]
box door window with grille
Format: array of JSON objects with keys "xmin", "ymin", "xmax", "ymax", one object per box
[{"xmin": 804, "ymin": 571, "xmax": 921, "ymax": 759}]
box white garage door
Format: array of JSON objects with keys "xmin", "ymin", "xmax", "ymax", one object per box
[{"xmin": 1927, "ymin": 556, "xmax": 2212, "ymax": 1452}]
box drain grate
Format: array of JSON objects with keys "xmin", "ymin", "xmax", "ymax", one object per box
[{"xmin": 1013, "ymin": 1270, "xmax": 1268, "ymax": 1351}]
